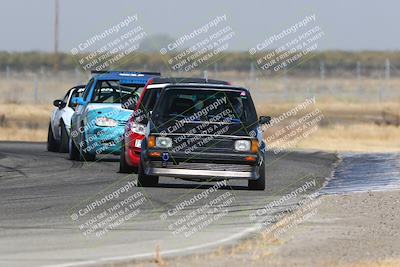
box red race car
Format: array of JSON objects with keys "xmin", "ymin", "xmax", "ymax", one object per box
[{"xmin": 119, "ymin": 77, "xmax": 230, "ymax": 173}]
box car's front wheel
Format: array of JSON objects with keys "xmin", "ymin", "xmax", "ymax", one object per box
[
  {"xmin": 119, "ymin": 140, "xmax": 137, "ymax": 173},
  {"xmin": 248, "ymin": 156, "xmax": 266, "ymax": 190},
  {"xmin": 59, "ymin": 121, "xmax": 69, "ymax": 153},
  {"xmin": 68, "ymin": 137, "xmax": 80, "ymax": 160},
  {"xmin": 47, "ymin": 123, "xmax": 59, "ymax": 152},
  {"xmin": 137, "ymin": 161, "xmax": 158, "ymax": 187},
  {"xmin": 78, "ymin": 132, "xmax": 95, "ymax": 161}
]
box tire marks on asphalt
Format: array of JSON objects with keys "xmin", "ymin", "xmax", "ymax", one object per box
[
  {"xmin": 322, "ymin": 153, "xmax": 400, "ymax": 194},
  {"xmin": 0, "ymin": 164, "xmax": 28, "ymax": 179}
]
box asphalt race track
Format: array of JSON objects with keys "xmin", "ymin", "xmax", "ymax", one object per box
[{"xmin": 0, "ymin": 141, "xmax": 337, "ymax": 267}]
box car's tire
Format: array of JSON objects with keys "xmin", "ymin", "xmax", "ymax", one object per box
[
  {"xmin": 248, "ymin": 156, "xmax": 266, "ymax": 190},
  {"xmin": 47, "ymin": 123, "xmax": 59, "ymax": 152},
  {"xmin": 68, "ymin": 136, "xmax": 80, "ymax": 160},
  {"xmin": 79, "ymin": 132, "xmax": 96, "ymax": 162},
  {"xmin": 119, "ymin": 140, "xmax": 136, "ymax": 173},
  {"xmin": 59, "ymin": 121, "xmax": 69, "ymax": 153},
  {"xmin": 81, "ymin": 152, "xmax": 96, "ymax": 162},
  {"xmin": 137, "ymin": 161, "xmax": 158, "ymax": 187}
]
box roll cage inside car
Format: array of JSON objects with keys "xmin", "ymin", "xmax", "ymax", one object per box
[{"xmin": 74, "ymin": 71, "xmax": 161, "ymax": 107}]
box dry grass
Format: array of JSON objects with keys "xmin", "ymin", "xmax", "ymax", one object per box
[
  {"xmin": 296, "ymin": 123, "xmax": 400, "ymax": 152},
  {"xmin": 0, "ymin": 104, "xmax": 52, "ymax": 124},
  {"xmin": 1, "ymin": 73, "xmax": 400, "ymax": 104},
  {"xmin": 0, "ymin": 127, "xmax": 47, "ymax": 142},
  {"xmin": 1, "ymin": 74, "xmax": 400, "ymax": 152},
  {"xmin": 258, "ymin": 100, "xmax": 400, "ymax": 152},
  {"xmin": 0, "ymin": 72, "xmax": 85, "ymax": 104},
  {"xmin": 0, "ymin": 102, "xmax": 400, "ymax": 152},
  {"xmin": 257, "ymin": 101, "xmax": 400, "ymax": 124},
  {"xmin": 0, "ymin": 104, "xmax": 51, "ymax": 141},
  {"xmin": 338, "ymin": 259, "xmax": 400, "ymax": 267}
]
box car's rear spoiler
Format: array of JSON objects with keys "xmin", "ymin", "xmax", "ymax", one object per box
[
  {"xmin": 91, "ymin": 70, "xmax": 161, "ymax": 76},
  {"xmin": 150, "ymin": 77, "xmax": 230, "ymax": 85}
]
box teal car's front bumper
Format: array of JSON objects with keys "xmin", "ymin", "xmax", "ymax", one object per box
[
  {"xmin": 83, "ymin": 107, "xmax": 132, "ymax": 156},
  {"xmin": 85, "ymin": 124, "xmax": 126, "ymax": 155}
]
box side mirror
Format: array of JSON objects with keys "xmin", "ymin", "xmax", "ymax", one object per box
[
  {"xmin": 71, "ymin": 97, "xmax": 85, "ymax": 106},
  {"xmin": 259, "ymin": 116, "xmax": 271, "ymax": 125},
  {"xmin": 53, "ymin": 99, "xmax": 63, "ymax": 108}
]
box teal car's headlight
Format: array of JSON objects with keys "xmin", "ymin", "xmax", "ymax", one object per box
[{"xmin": 95, "ymin": 117, "xmax": 117, "ymax": 127}]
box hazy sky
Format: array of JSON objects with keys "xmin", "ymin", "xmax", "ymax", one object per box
[{"xmin": 0, "ymin": 0, "xmax": 398, "ymax": 52}]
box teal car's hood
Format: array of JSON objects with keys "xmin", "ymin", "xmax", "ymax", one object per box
[{"xmin": 86, "ymin": 103, "xmax": 133, "ymax": 123}]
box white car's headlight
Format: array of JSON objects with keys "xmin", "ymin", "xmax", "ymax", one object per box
[
  {"xmin": 95, "ymin": 117, "xmax": 117, "ymax": 127},
  {"xmin": 234, "ymin": 140, "xmax": 251, "ymax": 151},
  {"xmin": 156, "ymin": 136, "xmax": 172, "ymax": 148},
  {"xmin": 130, "ymin": 122, "xmax": 146, "ymax": 135}
]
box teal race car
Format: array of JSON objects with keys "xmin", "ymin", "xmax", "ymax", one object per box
[{"xmin": 69, "ymin": 70, "xmax": 160, "ymax": 161}]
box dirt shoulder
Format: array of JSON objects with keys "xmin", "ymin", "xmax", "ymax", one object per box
[
  {"xmin": 116, "ymin": 190, "xmax": 400, "ymax": 267},
  {"xmin": 263, "ymin": 190, "xmax": 400, "ymax": 267}
]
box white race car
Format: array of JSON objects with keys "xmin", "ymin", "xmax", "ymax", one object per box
[{"xmin": 47, "ymin": 85, "xmax": 85, "ymax": 152}]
